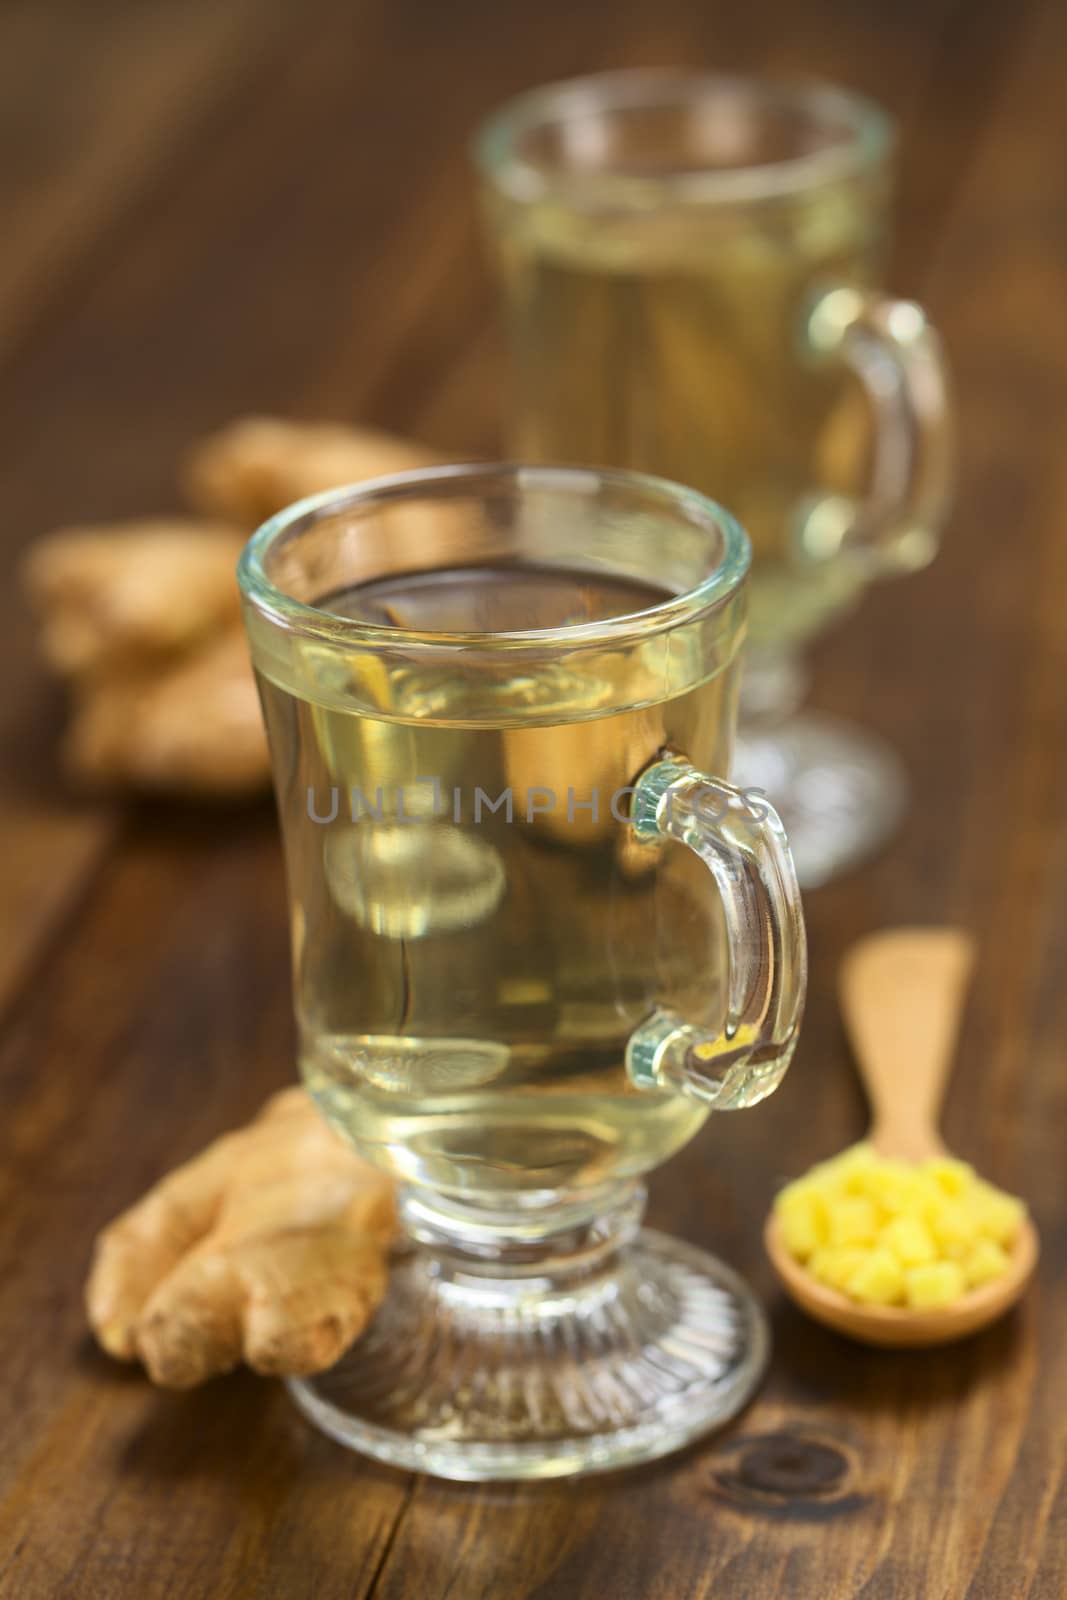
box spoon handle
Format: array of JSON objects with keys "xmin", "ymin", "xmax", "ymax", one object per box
[{"xmin": 839, "ymin": 928, "xmax": 976, "ymax": 1163}]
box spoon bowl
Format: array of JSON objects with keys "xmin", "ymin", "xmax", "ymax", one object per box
[
  {"xmin": 765, "ymin": 928, "xmax": 1039, "ymax": 1346},
  {"xmin": 764, "ymin": 1209, "xmax": 1037, "ymax": 1346}
]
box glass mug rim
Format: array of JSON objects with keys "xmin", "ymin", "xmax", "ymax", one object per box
[
  {"xmin": 473, "ymin": 69, "xmax": 894, "ymax": 209},
  {"xmin": 237, "ymin": 461, "xmax": 751, "ymax": 657}
]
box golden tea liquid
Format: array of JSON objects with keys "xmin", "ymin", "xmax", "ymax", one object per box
[
  {"xmin": 485, "ymin": 176, "xmax": 888, "ymax": 647},
  {"xmin": 257, "ymin": 564, "xmax": 740, "ymax": 1204}
]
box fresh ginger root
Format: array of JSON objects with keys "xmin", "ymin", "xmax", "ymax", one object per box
[
  {"xmin": 64, "ymin": 624, "xmax": 270, "ymax": 796},
  {"xmin": 26, "ymin": 417, "xmax": 445, "ymax": 798},
  {"xmin": 87, "ymin": 1087, "xmax": 397, "ymax": 1388},
  {"xmin": 23, "ymin": 520, "xmax": 246, "ymax": 677},
  {"xmin": 24, "ymin": 519, "xmax": 269, "ymax": 797},
  {"xmin": 184, "ymin": 415, "xmax": 444, "ymax": 525}
]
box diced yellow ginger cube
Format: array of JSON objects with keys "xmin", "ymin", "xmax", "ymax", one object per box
[
  {"xmin": 806, "ymin": 1154, "xmax": 840, "ymax": 1182},
  {"xmin": 799, "ymin": 1162, "xmax": 838, "ymax": 1202},
  {"xmin": 808, "ymin": 1147, "xmax": 863, "ymax": 1196},
  {"xmin": 869, "ymin": 1163, "xmax": 937, "ymax": 1219},
  {"xmin": 904, "ymin": 1261, "xmax": 966, "ymax": 1309},
  {"xmin": 972, "ymin": 1182, "xmax": 1026, "ymax": 1246},
  {"xmin": 775, "ymin": 1182, "xmax": 829, "ymax": 1261},
  {"xmin": 928, "ymin": 1199, "xmax": 980, "ymax": 1260},
  {"xmin": 864, "ymin": 1158, "xmax": 909, "ymax": 1201},
  {"xmin": 926, "ymin": 1156, "xmax": 975, "ymax": 1197},
  {"xmin": 913, "ymin": 1172, "xmax": 947, "ymax": 1216},
  {"xmin": 808, "ymin": 1246, "xmax": 868, "ymax": 1293},
  {"xmin": 828, "ymin": 1196, "xmax": 879, "ymax": 1248},
  {"xmin": 880, "ymin": 1214, "xmax": 938, "ymax": 1266},
  {"xmin": 963, "ymin": 1238, "xmax": 1010, "ymax": 1289},
  {"xmin": 836, "ymin": 1142, "xmax": 874, "ymax": 1171},
  {"xmin": 845, "ymin": 1248, "xmax": 905, "ymax": 1306},
  {"xmin": 836, "ymin": 1144, "xmax": 881, "ymax": 1196}
]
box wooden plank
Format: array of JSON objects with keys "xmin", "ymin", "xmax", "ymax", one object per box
[
  {"xmin": 0, "ymin": 0, "xmax": 296, "ymax": 368},
  {"xmin": 0, "ymin": 798, "xmax": 118, "ymax": 1026},
  {"xmin": 0, "ymin": 0, "xmax": 329, "ymax": 1022}
]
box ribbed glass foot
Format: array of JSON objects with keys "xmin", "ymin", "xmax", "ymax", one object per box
[
  {"xmin": 734, "ymin": 711, "xmax": 907, "ymax": 889},
  {"xmin": 287, "ymin": 1186, "xmax": 769, "ymax": 1481}
]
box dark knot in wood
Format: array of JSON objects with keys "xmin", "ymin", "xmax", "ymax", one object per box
[
  {"xmin": 734, "ymin": 1433, "xmax": 848, "ymax": 1497},
  {"xmin": 709, "ymin": 1430, "xmax": 864, "ymax": 1519}
]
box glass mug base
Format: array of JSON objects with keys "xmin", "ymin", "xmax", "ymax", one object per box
[
  {"xmin": 734, "ymin": 711, "xmax": 908, "ymax": 890},
  {"xmin": 287, "ymin": 1184, "xmax": 769, "ymax": 1481}
]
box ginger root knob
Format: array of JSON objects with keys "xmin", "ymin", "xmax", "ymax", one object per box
[{"xmin": 87, "ymin": 1088, "xmax": 397, "ymax": 1388}]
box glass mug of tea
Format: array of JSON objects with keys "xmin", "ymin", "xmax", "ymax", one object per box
[
  {"xmin": 239, "ymin": 464, "xmax": 806, "ymax": 1480},
  {"xmin": 475, "ymin": 72, "xmax": 953, "ymax": 887}
]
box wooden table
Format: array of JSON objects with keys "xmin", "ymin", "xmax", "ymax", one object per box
[{"xmin": 1, "ymin": 1, "xmax": 1065, "ymax": 1595}]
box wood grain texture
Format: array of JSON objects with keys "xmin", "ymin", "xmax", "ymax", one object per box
[{"xmin": 0, "ymin": 0, "xmax": 1064, "ymax": 1596}]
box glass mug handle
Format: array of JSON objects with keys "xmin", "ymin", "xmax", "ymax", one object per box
[
  {"xmin": 626, "ymin": 757, "xmax": 807, "ymax": 1110},
  {"xmin": 799, "ymin": 286, "xmax": 954, "ymax": 574}
]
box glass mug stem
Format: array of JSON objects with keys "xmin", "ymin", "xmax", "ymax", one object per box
[{"xmin": 798, "ymin": 285, "xmax": 954, "ymax": 575}]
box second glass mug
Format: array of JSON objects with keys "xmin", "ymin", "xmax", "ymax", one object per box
[
  {"xmin": 475, "ymin": 72, "xmax": 954, "ymax": 887},
  {"xmin": 239, "ymin": 463, "xmax": 806, "ymax": 1480}
]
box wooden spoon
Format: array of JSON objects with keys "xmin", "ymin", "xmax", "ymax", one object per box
[{"xmin": 765, "ymin": 928, "xmax": 1038, "ymax": 1347}]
